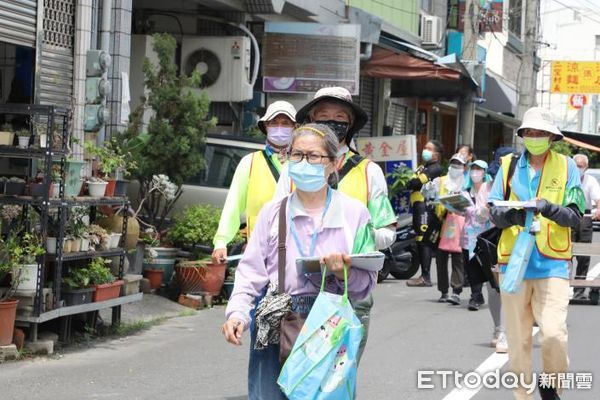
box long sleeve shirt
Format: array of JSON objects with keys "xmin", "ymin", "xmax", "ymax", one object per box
[
  {"xmin": 213, "ymin": 150, "xmax": 282, "ymax": 250},
  {"xmin": 225, "ymin": 190, "xmax": 377, "ymax": 328}
]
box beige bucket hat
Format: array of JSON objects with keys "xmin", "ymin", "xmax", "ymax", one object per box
[
  {"xmin": 257, "ymin": 101, "xmax": 297, "ymax": 134},
  {"xmin": 516, "ymin": 107, "xmax": 563, "ymax": 141}
]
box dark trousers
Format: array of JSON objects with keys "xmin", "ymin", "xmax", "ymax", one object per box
[
  {"xmin": 462, "ymin": 249, "xmax": 484, "ymax": 302},
  {"xmin": 436, "ymin": 249, "xmax": 464, "ymax": 295},
  {"xmin": 572, "ymin": 216, "xmax": 593, "ymax": 280},
  {"xmin": 417, "ymin": 242, "xmax": 434, "ymax": 280}
]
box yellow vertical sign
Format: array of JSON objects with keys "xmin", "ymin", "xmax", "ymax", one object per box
[{"xmin": 551, "ymin": 61, "xmax": 600, "ymax": 93}]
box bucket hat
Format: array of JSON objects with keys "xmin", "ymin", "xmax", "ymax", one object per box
[
  {"xmin": 295, "ymin": 87, "xmax": 368, "ymax": 143},
  {"xmin": 516, "ymin": 107, "xmax": 563, "ymax": 141},
  {"xmin": 257, "ymin": 101, "xmax": 297, "ymax": 134},
  {"xmin": 449, "ymin": 153, "xmax": 467, "ymax": 165},
  {"xmin": 469, "ymin": 160, "xmax": 488, "ymax": 170}
]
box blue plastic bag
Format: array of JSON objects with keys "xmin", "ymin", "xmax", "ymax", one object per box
[
  {"xmin": 277, "ymin": 268, "xmax": 363, "ymax": 400},
  {"xmin": 501, "ymin": 211, "xmax": 535, "ymax": 294}
]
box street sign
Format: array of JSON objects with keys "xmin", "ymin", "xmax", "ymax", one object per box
[
  {"xmin": 569, "ymin": 94, "xmax": 587, "ymax": 109},
  {"xmin": 551, "ymin": 61, "xmax": 600, "ymax": 94}
]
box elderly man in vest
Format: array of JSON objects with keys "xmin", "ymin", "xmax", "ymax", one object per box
[
  {"xmin": 276, "ymin": 87, "xmax": 397, "ymax": 361},
  {"xmin": 212, "ymin": 101, "xmax": 296, "ymax": 263},
  {"xmin": 489, "ymin": 107, "xmax": 585, "ymax": 400}
]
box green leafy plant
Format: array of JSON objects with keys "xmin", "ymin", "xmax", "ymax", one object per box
[
  {"xmin": 68, "ymin": 207, "xmax": 89, "ymax": 239},
  {"xmin": 117, "ymin": 33, "xmax": 215, "ymax": 232},
  {"xmin": 1, "ymin": 123, "xmax": 12, "ymax": 132},
  {"xmin": 87, "ymin": 258, "xmax": 115, "ymax": 285},
  {"xmin": 84, "ymin": 139, "xmax": 137, "ymax": 178},
  {"xmin": 15, "ymin": 129, "xmax": 30, "ymax": 137},
  {"xmin": 167, "ymin": 205, "xmax": 242, "ymax": 248},
  {"xmin": 387, "ymin": 164, "xmax": 415, "ymax": 198},
  {"xmin": 62, "ymin": 267, "xmax": 91, "ymax": 289}
]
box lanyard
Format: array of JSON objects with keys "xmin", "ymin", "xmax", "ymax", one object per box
[
  {"xmin": 289, "ymin": 188, "xmax": 333, "ymax": 257},
  {"xmin": 524, "ymin": 157, "xmax": 539, "ymax": 200}
]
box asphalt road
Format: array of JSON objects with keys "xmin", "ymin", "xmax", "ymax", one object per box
[{"xmin": 1, "ymin": 248, "xmax": 599, "ymax": 400}]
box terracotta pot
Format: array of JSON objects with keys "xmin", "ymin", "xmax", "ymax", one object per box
[
  {"xmin": 105, "ymin": 179, "xmax": 116, "ymax": 197},
  {"xmin": 0, "ymin": 299, "xmax": 18, "ymax": 346},
  {"xmin": 176, "ymin": 261, "xmax": 226, "ymax": 296},
  {"xmin": 144, "ymin": 269, "xmax": 163, "ymax": 289},
  {"xmin": 92, "ymin": 280, "xmax": 124, "ymax": 302}
]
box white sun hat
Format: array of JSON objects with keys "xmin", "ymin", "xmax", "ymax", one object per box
[
  {"xmin": 516, "ymin": 107, "xmax": 563, "ymax": 141},
  {"xmin": 257, "ymin": 101, "xmax": 297, "ymax": 134}
]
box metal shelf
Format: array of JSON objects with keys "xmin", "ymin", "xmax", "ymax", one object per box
[
  {"xmin": 0, "ymin": 145, "xmax": 66, "ymax": 159},
  {"xmin": 15, "ymin": 293, "xmax": 143, "ymax": 324},
  {"xmin": 0, "ymin": 103, "xmax": 70, "ymax": 116},
  {"xmin": 0, "ymin": 195, "xmax": 129, "ymax": 207},
  {"xmin": 47, "ymin": 248, "xmax": 126, "ymax": 261}
]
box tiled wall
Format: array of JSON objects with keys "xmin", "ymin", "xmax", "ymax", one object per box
[{"xmin": 73, "ymin": 0, "xmax": 93, "ymax": 161}]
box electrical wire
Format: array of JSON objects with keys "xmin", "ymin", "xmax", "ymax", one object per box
[{"xmin": 550, "ymin": 0, "xmax": 600, "ymax": 25}]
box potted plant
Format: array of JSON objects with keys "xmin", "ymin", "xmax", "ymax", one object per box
[
  {"xmin": 88, "ymin": 224, "xmax": 110, "ymax": 251},
  {"xmin": 86, "ymin": 176, "xmax": 108, "ymax": 197},
  {"xmin": 34, "ymin": 121, "xmax": 48, "ymax": 148},
  {"xmin": 141, "ymin": 227, "xmax": 177, "ymax": 285},
  {"xmin": 15, "ymin": 129, "xmax": 30, "ymax": 149},
  {"xmin": 0, "ymin": 123, "xmax": 14, "ymax": 146},
  {"xmin": 5, "ymin": 177, "xmax": 26, "ymax": 196},
  {"xmin": 61, "ymin": 267, "xmax": 95, "ymax": 306},
  {"xmin": 88, "ymin": 258, "xmax": 123, "ymax": 302},
  {"xmin": 68, "ymin": 207, "xmax": 89, "ymax": 253},
  {"xmin": 84, "ymin": 139, "xmax": 136, "ymax": 197}
]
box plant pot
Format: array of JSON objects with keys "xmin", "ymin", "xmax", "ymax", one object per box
[
  {"xmin": 142, "ymin": 247, "xmax": 178, "ymax": 284},
  {"xmin": 114, "ymin": 180, "xmax": 129, "ymax": 197},
  {"xmin": 109, "ymin": 233, "xmax": 122, "ymax": 248},
  {"xmin": 17, "ymin": 136, "xmax": 30, "ymax": 149},
  {"xmin": 97, "ymin": 214, "xmax": 139, "ymax": 250},
  {"xmin": 51, "ymin": 182, "xmax": 61, "ymax": 198},
  {"xmin": 62, "ymin": 287, "xmax": 95, "ymax": 306},
  {"xmin": 80, "ymin": 237, "xmax": 90, "ymax": 252},
  {"xmin": 105, "ymin": 179, "xmax": 116, "ymax": 197},
  {"xmin": 92, "ymin": 280, "xmax": 124, "ymax": 302},
  {"xmin": 64, "ymin": 160, "xmax": 85, "ymax": 197},
  {"xmin": 5, "ymin": 181, "xmax": 25, "ymax": 196},
  {"xmin": 14, "ymin": 263, "xmax": 39, "ymax": 291},
  {"xmin": 143, "ymin": 268, "xmax": 163, "ymax": 289},
  {"xmin": 71, "ymin": 237, "xmax": 82, "ymax": 252},
  {"xmin": 46, "ymin": 237, "xmax": 57, "ymax": 254},
  {"xmin": 29, "ymin": 182, "xmax": 50, "ymax": 198},
  {"xmin": 198, "ymin": 262, "xmax": 226, "ymax": 296},
  {"xmin": 39, "ymin": 133, "xmax": 48, "ymax": 148},
  {"xmin": 63, "ymin": 238, "xmax": 73, "ymax": 253},
  {"xmin": 87, "ymin": 181, "xmax": 108, "ymax": 197},
  {"xmin": 0, "ymin": 299, "xmax": 18, "ymax": 345},
  {"xmin": 223, "ymin": 281, "xmax": 234, "ymax": 299},
  {"xmin": 175, "ymin": 261, "xmax": 226, "ymax": 296},
  {"xmin": 0, "ymin": 131, "xmax": 15, "ymax": 146}
]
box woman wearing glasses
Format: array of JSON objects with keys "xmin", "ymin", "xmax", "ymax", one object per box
[{"xmin": 222, "ymin": 123, "xmax": 377, "ymax": 399}]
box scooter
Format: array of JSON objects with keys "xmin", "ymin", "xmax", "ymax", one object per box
[{"xmin": 378, "ymin": 215, "xmax": 419, "ymax": 283}]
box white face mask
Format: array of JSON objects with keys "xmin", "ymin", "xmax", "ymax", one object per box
[
  {"xmin": 470, "ymin": 170, "xmax": 484, "ymax": 183},
  {"xmin": 578, "ymin": 167, "xmax": 586, "ymax": 177},
  {"xmin": 448, "ymin": 165, "xmax": 464, "ymax": 179}
]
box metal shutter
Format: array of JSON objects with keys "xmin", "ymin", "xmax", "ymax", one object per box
[
  {"xmin": 388, "ymin": 99, "xmax": 407, "ymax": 135},
  {"xmin": 353, "ymin": 76, "xmax": 374, "ymax": 137},
  {"xmin": 38, "ymin": 0, "xmax": 74, "ymax": 108},
  {"xmin": 0, "ymin": 0, "xmax": 38, "ymax": 48}
]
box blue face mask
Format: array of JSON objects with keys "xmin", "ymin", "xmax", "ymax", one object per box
[
  {"xmin": 422, "ymin": 149, "xmax": 433, "ymax": 162},
  {"xmin": 289, "ymin": 160, "xmax": 327, "ymax": 192}
]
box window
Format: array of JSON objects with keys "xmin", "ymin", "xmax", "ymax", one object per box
[
  {"xmin": 508, "ymin": 0, "xmax": 523, "ymax": 38},
  {"xmin": 185, "ymin": 143, "xmax": 253, "ymax": 188}
]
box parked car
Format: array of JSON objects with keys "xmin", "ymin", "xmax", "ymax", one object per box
[{"xmin": 586, "ymin": 168, "xmax": 600, "ymax": 231}]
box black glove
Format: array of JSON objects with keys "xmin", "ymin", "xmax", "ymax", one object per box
[
  {"xmin": 535, "ymin": 199, "xmax": 556, "ymax": 217},
  {"xmin": 406, "ymin": 178, "xmax": 422, "ymax": 191},
  {"xmin": 534, "ymin": 199, "xmax": 582, "ymax": 228},
  {"xmin": 507, "ymin": 208, "xmax": 527, "ymax": 227}
]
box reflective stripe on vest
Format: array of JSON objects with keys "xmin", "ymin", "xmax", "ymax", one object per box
[
  {"xmin": 337, "ymin": 153, "xmax": 370, "ymax": 206},
  {"xmin": 497, "ymin": 151, "xmax": 571, "ymax": 263},
  {"xmin": 246, "ymin": 151, "xmax": 278, "ymax": 238}
]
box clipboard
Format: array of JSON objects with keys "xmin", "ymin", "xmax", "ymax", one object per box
[
  {"xmin": 296, "ymin": 251, "xmax": 386, "ymax": 275},
  {"xmin": 437, "ymin": 193, "xmax": 473, "ymax": 212}
]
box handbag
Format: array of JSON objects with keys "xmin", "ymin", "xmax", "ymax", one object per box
[
  {"xmin": 501, "ymin": 211, "xmax": 535, "ymax": 294},
  {"xmin": 277, "ymin": 196, "xmax": 307, "ymax": 363},
  {"xmin": 438, "ymin": 212, "xmax": 465, "ymax": 253},
  {"xmin": 278, "ymin": 267, "xmax": 363, "ymax": 400}
]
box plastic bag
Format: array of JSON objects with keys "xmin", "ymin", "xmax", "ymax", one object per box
[
  {"xmin": 438, "ymin": 213, "xmax": 466, "ymax": 253},
  {"xmin": 501, "ymin": 211, "xmax": 535, "ymax": 294}
]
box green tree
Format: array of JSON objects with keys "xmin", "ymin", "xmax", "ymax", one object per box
[{"xmin": 118, "ymin": 33, "xmax": 216, "ymax": 231}]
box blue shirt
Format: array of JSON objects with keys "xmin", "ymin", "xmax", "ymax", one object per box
[{"xmin": 489, "ymin": 151, "xmax": 581, "ymax": 280}]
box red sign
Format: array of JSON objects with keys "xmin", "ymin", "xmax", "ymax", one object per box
[{"xmin": 569, "ymin": 94, "xmax": 588, "ymax": 109}]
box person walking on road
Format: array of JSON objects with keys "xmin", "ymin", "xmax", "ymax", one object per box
[
  {"xmin": 275, "ymin": 87, "xmax": 397, "ymax": 362},
  {"xmin": 571, "ymin": 153, "xmax": 600, "ymax": 300},
  {"xmin": 405, "ymin": 140, "xmax": 444, "ymax": 287},
  {"xmin": 489, "ymin": 107, "xmax": 585, "ymax": 400},
  {"xmin": 212, "ymin": 101, "xmax": 296, "ymax": 263},
  {"xmin": 222, "ymin": 124, "xmax": 377, "ymax": 399},
  {"xmin": 432, "ymin": 154, "xmax": 467, "ymax": 304}
]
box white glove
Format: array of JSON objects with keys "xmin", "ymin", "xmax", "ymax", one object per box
[{"xmin": 374, "ymin": 225, "xmax": 396, "ymax": 250}]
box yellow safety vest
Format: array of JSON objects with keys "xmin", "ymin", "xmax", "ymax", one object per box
[
  {"xmin": 246, "ymin": 151, "xmax": 278, "ymax": 238},
  {"xmin": 497, "ymin": 151, "xmax": 571, "ymax": 263},
  {"xmin": 435, "ymin": 175, "xmax": 449, "ymax": 219},
  {"xmin": 337, "ymin": 152, "xmax": 370, "ymax": 206}
]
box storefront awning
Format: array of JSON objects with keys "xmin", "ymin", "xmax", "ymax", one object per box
[
  {"xmin": 562, "ymin": 130, "xmax": 600, "ymax": 152},
  {"xmin": 361, "ymin": 46, "xmax": 477, "ymax": 99},
  {"xmin": 563, "ymin": 136, "xmax": 600, "ymax": 153}
]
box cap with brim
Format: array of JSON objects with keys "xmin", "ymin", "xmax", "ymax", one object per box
[
  {"xmin": 258, "ymin": 101, "xmax": 297, "ymax": 134},
  {"xmin": 515, "ymin": 106, "xmax": 563, "ymax": 141},
  {"xmin": 469, "ymin": 160, "xmax": 488, "ymax": 170},
  {"xmin": 295, "ymin": 87, "xmax": 368, "ymax": 143},
  {"xmin": 450, "ymin": 154, "xmax": 467, "ymax": 165}
]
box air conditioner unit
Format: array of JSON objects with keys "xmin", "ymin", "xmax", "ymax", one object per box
[
  {"xmin": 181, "ymin": 36, "xmax": 253, "ymax": 102},
  {"xmin": 420, "ymin": 14, "xmax": 443, "ymax": 47}
]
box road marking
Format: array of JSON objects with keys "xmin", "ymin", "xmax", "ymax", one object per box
[
  {"xmin": 586, "ymin": 262, "xmax": 600, "ymax": 280},
  {"xmin": 441, "ymin": 327, "xmax": 540, "ymax": 400}
]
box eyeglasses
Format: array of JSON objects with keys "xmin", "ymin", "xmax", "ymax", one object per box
[{"xmin": 287, "ymin": 150, "xmax": 334, "ymax": 164}]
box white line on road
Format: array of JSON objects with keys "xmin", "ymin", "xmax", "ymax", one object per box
[
  {"xmin": 441, "ymin": 327, "xmax": 540, "ymax": 400},
  {"xmin": 586, "ymin": 262, "xmax": 600, "ymax": 280}
]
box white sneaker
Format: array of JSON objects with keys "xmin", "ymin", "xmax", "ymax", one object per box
[
  {"xmin": 490, "ymin": 327, "xmax": 502, "ymax": 347},
  {"xmin": 495, "ymin": 331, "xmax": 508, "ymax": 353}
]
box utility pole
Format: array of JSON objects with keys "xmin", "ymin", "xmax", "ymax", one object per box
[
  {"xmin": 517, "ymin": 0, "xmax": 539, "ymax": 119},
  {"xmin": 458, "ymin": 0, "xmax": 479, "ymax": 147}
]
